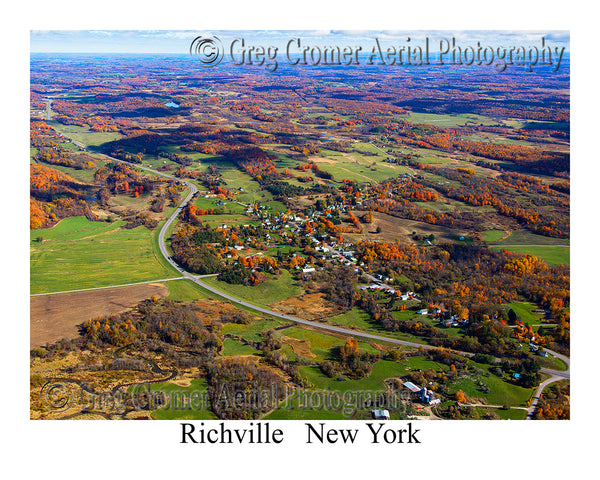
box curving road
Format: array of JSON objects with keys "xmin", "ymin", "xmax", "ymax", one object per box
[
  {"xmin": 526, "ymin": 348, "xmax": 570, "ymax": 419},
  {"xmin": 46, "ymin": 114, "xmax": 570, "ymax": 418}
]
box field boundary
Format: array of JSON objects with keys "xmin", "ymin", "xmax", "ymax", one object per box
[{"xmin": 30, "ymin": 277, "xmax": 185, "ymax": 296}]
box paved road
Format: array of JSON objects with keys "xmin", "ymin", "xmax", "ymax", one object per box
[
  {"xmin": 46, "ymin": 114, "xmax": 570, "ymax": 417},
  {"xmin": 526, "ymin": 347, "xmax": 570, "ymax": 419}
]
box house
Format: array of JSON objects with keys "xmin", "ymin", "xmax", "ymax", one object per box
[
  {"xmin": 371, "ymin": 409, "xmax": 390, "ymax": 420},
  {"xmin": 418, "ymin": 309, "xmax": 428, "ymax": 315}
]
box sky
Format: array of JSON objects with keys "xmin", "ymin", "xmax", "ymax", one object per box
[{"xmin": 30, "ymin": 30, "xmax": 570, "ymax": 54}]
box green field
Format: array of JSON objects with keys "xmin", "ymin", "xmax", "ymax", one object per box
[
  {"xmin": 322, "ymin": 159, "xmax": 412, "ymax": 184},
  {"xmin": 36, "ymin": 159, "xmax": 109, "ymax": 184},
  {"xmin": 221, "ymin": 338, "xmax": 260, "ymax": 356},
  {"xmin": 263, "ymin": 399, "xmax": 353, "ymax": 420},
  {"xmin": 402, "ymin": 112, "xmax": 502, "ymax": 127},
  {"xmin": 147, "ymin": 379, "xmax": 218, "ymax": 420},
  {"xmin": 30, "ymin": 216, "xmax": 175, "ymax": 294},
  {"xmin": 104, "ymin": 193, "xmax": 157, "ymax": 215},
  {"xmin": 220, "ymin": 165, "xmax": 264, "ymax": 191},
  {"xmin": 306, "ymin": 145, "xmax": 413, "ymax": 183},
  {"xmin": 202, "ymin": 268, "xmax": 304, "ymax": 306},
  {"xmin": 221, "ymin": 318, "xmax": 286, "ymax": 343},
  {"xmin": 165, "ymin": 279, "xmax": 209, "ymax": 302},
  {"xmin": 505, "ymin": 301, "xmax": 546, "ymax": 325},
  {"xmin": 464, "ymin": 133, "xmax": 536, "ymax": 147},
  {"xmin": 275, "ymin": 325, "xmax": 380, "ymax": 362},
  {"xmin": 263, "ymin": 200, "xmax": 288, "ymax": 213},
  {"xmin": 408, "ymin": 147, "xmax": 456, "ymax": 164},
  {"xmin": 404, "ymin": 112, "xmax": 501, "ymax": 127},
  {"xmin": 299, "ymin": 360, "xmax": 408, "ymax": 393},
  {"xmin": 299, "ymin": 352, "xmax": 535, "ymax": 408},
  {"xmin": 481, "ymin": 230, "xmax": 507, "ymax": 242},
  {"xmin": 446, "ymin": 362, "xmax": 534, "ymax": 407},
  {"xmin": 491, "ymin": 245, "xmax": 570, "ymax": 266},
  {"xmin": 489, "ymin": 229, "xmax": 570, "ymax": 265},
  {"xmin": 492, "ymin": 229, "xmax": 570, "ymax": 246},
  {"xmin": 194, "ymin": 196, "xmax": 246, "ymax": 214},
  {"xmin": 469, "ymin": 406, "xmax": 529, "ymax": 420},
  {"xmin": 327, "ymin": 308, "xmax": 375, "ymax": 331},
  {"xmin": 268, "ymin": 354, "xmax": 535, "ymax": 418},
  {"xmin": 48, "ymin": 122, "xmax": 122, "ymax": 148},
  {"xmin": 194, "ymin": 213, "xmax": 259, "ymax": 228},
  {"xmin": 316, "ymin": 308, "xmax": 433, "ymax": 347}
]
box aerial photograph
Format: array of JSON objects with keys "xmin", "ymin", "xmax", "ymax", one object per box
[{"xmin": 29, "ymin": 30, "xmax": 570, "ymax": 422}]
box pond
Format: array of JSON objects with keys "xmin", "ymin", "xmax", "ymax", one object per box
[{"xmin": 164, "ymin": 101, "xmax": 179, "ymax": 108}]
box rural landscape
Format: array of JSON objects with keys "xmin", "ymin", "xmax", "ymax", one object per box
[{"xmin": 30, "ymin": 32, "xmax": 570, "ymax": 421}]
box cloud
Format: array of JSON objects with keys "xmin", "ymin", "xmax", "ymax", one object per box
[{"xmin": 89, "ymin": 30, "xmax": 115, "ymax": 36}]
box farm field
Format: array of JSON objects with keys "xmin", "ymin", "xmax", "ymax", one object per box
[
  {"xmin": 164, "ymin": 279, "xmax": 210, "ymax": 302},
  {"xmin": 274, "ymin": 325, "xmax": 380, "ymax": 362},
  {"xmin": 202, "ymin": 269, "xmax": 304, "ymax": 306},
  {"xmin": 308, "ymin": 151, "xmax": 413, "ymax": 183},
  {"xmin": 146, "ymin": 379, "xmax": 218, "ymax": 420},
  {"xmin": 221, "ymin": 338, "xmax": 260, "ymax": 356},
  {"xmin": 30, "ymin": 282, "xmax": 169, "ymax": 348},
  {"xmin": 403, "ymin": 112, "xmax": 502, "ymax": 127},
  {"xmin": 506, "ymin": 301, "xmax": 547, "ymax": 325},
  {"xmin": 491, "ymin": 229, "xmax": 570, "ymax": 246},
  {"xmin": 481, "ymin": 229, "xmax": 507, "ymax": 242},
  {"xmin": 221, "ymin": 318, "xmax": 287, "ymax": 343},
  {"xmin": 485, "ymin": 229, "xmax": 570, "ymax": 265},
  {"xmin": 48, "ymin": 122, "xmax": 123, "ymax": 147},
  {"xmin": 30, "ymin": 216, "xmax": 174, "ymax": 294},
  {"xmin": 33, "ymin": 158, "xmax": 109, "ymax": 184},
  {"xmin": 319, "ymin": 308, "xmax": 434, "ymax": 346},
  {"xmin": 491, "ymin": 245, "xmax": 570, "ymax": 266},
  {"xmin": 446, "ymin": 362, "xmax": 534, "ymax": 407}
]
